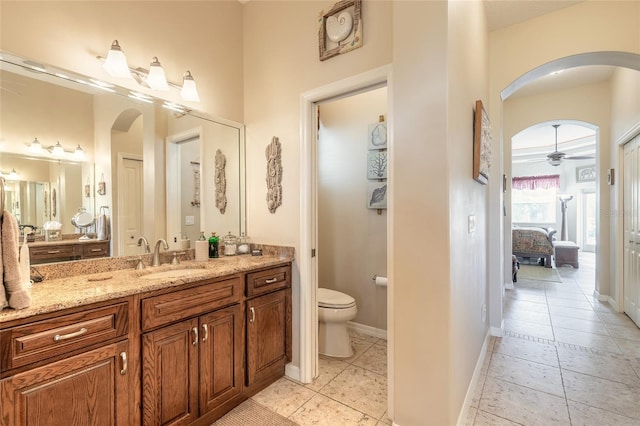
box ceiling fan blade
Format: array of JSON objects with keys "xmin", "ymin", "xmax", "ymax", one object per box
[{"xmin": 565, "ymin": 155, "xmax": 595, "ymax": 160}]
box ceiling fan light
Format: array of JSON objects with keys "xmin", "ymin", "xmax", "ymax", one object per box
[
  {"xmin": 146, "ymin": 57, "xmax": 169, "ymax": 91},
  {"xmin": 180, "ymin": 71, "xmax": 200, "ymax": 102},
  {"xmin": 103, "ymin": 40, "xmax": 132, "ymax": 79},
  {"xmin": 547, "ymin": 157, "xmax": 562, "ymax": 167}
]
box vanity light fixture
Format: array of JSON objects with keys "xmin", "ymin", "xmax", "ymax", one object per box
[
  {"xmin": 74, "ymin": 145, "xmax": 86, "ymax": 160},
  {"xmin": 180, "ymin": 71, "xmax": 200, "ymax": 102},
  {"xmin": 128, "ymin": 91, "xmax": 154, "ymax": 104},
  {"xmin": 27, "ymin": 138, "xmax": 86, "ymax": 161},
  {"xmin": 102, "ymin": 40, "xmax": 132, "ymax": 79},
  {"xmin": 0, "ymin": 169, "xmax": 19, "ymax": 180},
  {"xmin": 98, "ymin": 40, "xmax": 200, "ymax": 102},
  {"xmin": 29, "ymin": 138, "xmax": 43, "ymax": 154},
  {"xmin": 146, "ymin": 57, "xmax": 170, "ymax": 91},
  {"xmin": 51, "ymin": 141, "xmax": 64, "ymax": 157}
]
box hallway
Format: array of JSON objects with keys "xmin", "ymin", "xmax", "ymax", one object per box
[{"xmin": 468, "ymin": 253, "xmax": 640, "ymax": 425}]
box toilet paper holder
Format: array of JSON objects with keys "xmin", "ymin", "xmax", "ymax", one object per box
[{"xmin": 372, "ymin": 275, "xmax": 388, "ymax": 286}]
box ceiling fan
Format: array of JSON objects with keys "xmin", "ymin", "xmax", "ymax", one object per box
[{"xmin": 546, "ymin": 124, "xmax": 595, "ymax": 166}]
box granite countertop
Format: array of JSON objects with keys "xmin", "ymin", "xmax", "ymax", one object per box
[{"xmin": 0, "ymin": 253, "xmax": 293, "ymax": 325}]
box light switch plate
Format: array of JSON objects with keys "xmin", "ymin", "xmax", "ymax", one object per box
[
  {"xmin": 468, "ymin": 214, "xmax": 476, "ymax": 233},
  {"xmin": 185, "ymin": 215, "xmax": 195, "ymax": 225}
]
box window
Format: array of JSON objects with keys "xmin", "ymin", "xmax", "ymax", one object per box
[{"xmin": 512, "ymin": 175, "xmax": 559, "ymax": 224}]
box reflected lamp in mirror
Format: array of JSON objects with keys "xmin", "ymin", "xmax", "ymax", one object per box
[
  {"xmin": 28, "ymin": 138, "xmax": 87, "ymax": 162},
  {"xmin": 0, "ymin": 169, "xmax": 19, "ymax": 180}
]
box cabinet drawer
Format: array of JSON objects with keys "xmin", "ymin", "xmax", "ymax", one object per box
[
  {"xmin": 30, "ymin": 245, "xmax": 77, "ymax": 262},
  {"xmin": 82, "ymin": 242, "xmax": 110, "ymax": 258},
  {"xmin": 0, "ymin": 302, "xmax": 128, "ymax": 371},
  {"xmin": 141, "ymin": 277, "xmax": 242, "ymax": 331},
  {"xmin": 246, "ymin": 265, "xmax": 291, "ymax": 297}
]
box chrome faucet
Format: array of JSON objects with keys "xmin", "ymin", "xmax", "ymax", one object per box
[
  {"xmin": 137, "ymin": 236, "xmax": 151, "ymax": 253},
  {"xmin": 152, "ymin": 239, "xmax": 169, "ymax": 267}
]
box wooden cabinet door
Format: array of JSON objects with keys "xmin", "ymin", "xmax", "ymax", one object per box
[
  {"xmin": 198, "ymin": 304, "xmax": 242, "ymax": 414},
  {"xmin": 246, "ymin": 289, "xmax": 287, "ymax": 386},
  {"xmin": 0, "ymin": 340, "xmax": 130, "ymax": 426},
  {"xmin": 142, "ymin": 319, "xmax": 198, "ymax": 426}
]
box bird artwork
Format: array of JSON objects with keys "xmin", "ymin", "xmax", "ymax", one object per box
[{"xmin": 369, "ymin": 184, "xmax": 387, "ymax": 208}]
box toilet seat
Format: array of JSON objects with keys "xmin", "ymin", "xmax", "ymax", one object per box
[{"xmin": 318, "ymin": 288, "xmax": 356, "ymax": 309}]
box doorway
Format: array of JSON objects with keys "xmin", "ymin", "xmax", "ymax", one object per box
[{"xmin": 299, "ymin": 64, "xmax": 392, "ymax": 414}]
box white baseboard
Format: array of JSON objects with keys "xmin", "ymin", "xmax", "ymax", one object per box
[
  {"xmin": 456, "ymin": 329, "xmax": 492, "ymax": 426},
  {"xmin": 348, "ymin": 321, "xmax": 387, "ymax": 340},
  {"xmin": 490, "ymin": 319, "xmax": 504, "ymax": 337},
  {"xmin": 505, "ymin": 281, "xmax": 514, "ymax": 290},
  {"xmin": 285, "ymin": 363, "xmax": 302, "ymax": 383},
  {"xmin": 608, "ymin": 295, "xmax": 619, "ymax": 310}
]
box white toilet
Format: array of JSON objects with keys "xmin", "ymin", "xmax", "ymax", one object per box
[{"xmin": 318, "ymin": 287, "xmax": 357, "ymax": 357}]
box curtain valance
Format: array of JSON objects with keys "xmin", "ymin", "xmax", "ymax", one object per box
[{"xmin": 512, "ymin": 174, "xmax": 559, "ymax": 190}]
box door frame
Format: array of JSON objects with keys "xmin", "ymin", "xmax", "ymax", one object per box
[{"xmin": 299, "ymin": 64, "xmax": 393, "ymax": 414}]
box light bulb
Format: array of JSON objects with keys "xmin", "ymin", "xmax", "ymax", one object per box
[
  {"xmin": 74, "ymin": 144, "xmax": 86, "ymax": 160},
  {"xmin": 29, "ymin": 137, "xmax": 43, "ymax": 154},
  {"xmin": 52, "ymin": 141, "xmax": 64, "ymax": 157}
]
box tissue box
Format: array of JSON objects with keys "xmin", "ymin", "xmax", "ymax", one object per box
[{"xmin": 45, "ymin": 229, "xmax": 62, "ymax": 241}]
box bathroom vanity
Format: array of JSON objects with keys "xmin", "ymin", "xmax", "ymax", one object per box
[{"xmin": 0, "ymin": 252, "xmax": 292, "ymax": 425}]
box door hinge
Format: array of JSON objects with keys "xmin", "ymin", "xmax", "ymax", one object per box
[{"xmin": 311, "ymin": 249, "xmax": 316, "ymax": 258}]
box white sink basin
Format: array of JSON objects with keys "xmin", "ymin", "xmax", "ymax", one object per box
[{"xmin": 141, "ymin": 268, "xmax": 205, "ymax": 280}]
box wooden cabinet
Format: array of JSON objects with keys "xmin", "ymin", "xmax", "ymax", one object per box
[
  {"xmin": 29, "ymin": 241, "xmax": 110, "ymax": 264},
  {"xmin": 0, "ymin": 338, "xmax": 130, "ymax": 426},
  {"xmin": 141, "ymin": 277, "xmax": 243, "ymax": 426},
  {"xmin": 245, "ymin": 265, "xmax": 292, "ymax": 394}
]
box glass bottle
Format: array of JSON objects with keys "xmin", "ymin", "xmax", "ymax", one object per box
[
  {"xmin": 208, "ymin": 232, "xmax": 219, "ymax": 258},
  {"xmin": 237, "ymin": 232, "xmax": 250, "ymax": 254},
  {"xmin": 198, "ymin": 231, "xmax": 206, "ymax": 241},
  {"xmin": 224, "ymin": 231, "xmax": 237, "ymax": 256}
]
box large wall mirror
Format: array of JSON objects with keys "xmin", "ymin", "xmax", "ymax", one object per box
[{"xmin": 0, "ymin": 51, "xmax": 246, "ymax": 260}]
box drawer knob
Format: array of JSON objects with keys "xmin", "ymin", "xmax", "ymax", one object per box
[
  {"xmin": 53, "ymin": 327, "xmax": 88, "ymax": 341},
  {"xmin": 265, "ymin": 277, "xmax": 278, "ymax": 284}
]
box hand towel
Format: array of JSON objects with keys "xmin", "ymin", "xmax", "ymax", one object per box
[
  {"xmin": 2, "ymin": 209, "xmax": 31, "ymax": 309},
  {"xmin": 20, "ymin": 234, "xmax": 31, "ymax": 289},
  {"xmin": 96, "ymin": 213, "xmax": 108, "ymax": 240}
]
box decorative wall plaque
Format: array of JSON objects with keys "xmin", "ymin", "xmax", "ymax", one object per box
[
  {"xmin": 319, "ymin": 0, "xmax": 362, "ymax": 61},
  {"xmin": 215, "ymin": 149, "xmax": 227, "ymax": 214},
  {"xmin": 266, "ymin": 136, "xmax": 283, "ymax": 214}
]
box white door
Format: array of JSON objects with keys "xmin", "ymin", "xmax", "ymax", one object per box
[
  {"xmin": 580, "ymin": 190, "xmax": 596, "ymax": 252},
  {"xmin": 623, "ymin": 136, "xmax": 639, "ymax": 325},
  {"xmin": 119, "ymin": 157, "xmax": 144, "ymax": 256}
]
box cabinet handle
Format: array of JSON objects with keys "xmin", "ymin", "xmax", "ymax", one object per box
[
  {"xmin": 250, "ymin": 307, "xmax": 255, "ymax": 323},
  {"xmin": 202, "ymin": 324, "xmax": 208, "ymax": 342},
  {"xmin": 47, "ymin": 250, "xmax": 61, "ymax": 254},
  {"xmin": 90, "ymin": 248, "xmax": 103, "ymax": 252},
  {"xmin": 120, "ymin": 352, "xmax": 127, "ymax": 375},
  {"xmin": 265, "ymin": 277, "xmax": 278, "ymax": 284},
  {"xmin": 53, "ymin": 327, "xmax": 87, "ymax": 341},
  {"xmin": 191, "ymin": 327, "xmax": 198, "ymax": 346}
]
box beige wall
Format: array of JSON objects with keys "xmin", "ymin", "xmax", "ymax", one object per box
[{"xmin": 318, "ymin": 88, "xmax": 388, "ymax": 332}]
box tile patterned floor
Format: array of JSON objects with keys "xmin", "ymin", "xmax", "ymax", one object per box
[
  {"xmin": 468, "ymin": 253, "xmax": 640, "ymax": 426},
  {"xmin": 249, "ymin": 331, "xmax": 390, "ymax": 426}
]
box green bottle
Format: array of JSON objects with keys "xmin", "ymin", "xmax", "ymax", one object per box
[{"xmin": 208, "ymin": 232, "xmax": 219, "ymax": 258}]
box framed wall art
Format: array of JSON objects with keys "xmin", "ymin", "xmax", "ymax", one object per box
[
  {"xmin": 318, "ymin": 0, "xmax": 362, "ymax": 61},
  {"xmin": 473, "ymin": 99, "xmax": 492, "ymax": 185},
  {"xmin": 576, "ymin": 164, "xmax": 596, "ymax": 183}
]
